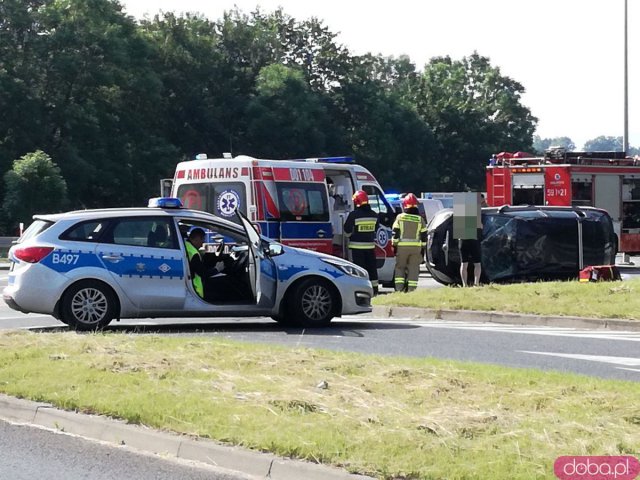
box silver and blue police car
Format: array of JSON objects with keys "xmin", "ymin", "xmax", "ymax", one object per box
[{"xmin": 3, "ymin": 198, "xmax": 373, "ymax": 330}]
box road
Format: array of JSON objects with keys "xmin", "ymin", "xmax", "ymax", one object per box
[
  {"xmin": 0, "ymin": 419, "xmax": 251, "ymax": 480},
  {"xmin": 1, "ymin": 268, "xmax": 639, "ymax": 382}
]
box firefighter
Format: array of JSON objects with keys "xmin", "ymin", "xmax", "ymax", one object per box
[
  {"xmin": 392, "ymin": 193, "xmax": 427, "ymax": 292},
  {"xmin": 344, "ymin": 190, "xmax": 379, "ymax": 295}
]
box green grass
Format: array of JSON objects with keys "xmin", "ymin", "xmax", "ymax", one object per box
[
  {"xmin": 1, "ymin": 331, "xmax": 639, "ymax": 479},
  {"xmin": 374, "ymin": 279, "xmax": 640, "ymax": 320}
]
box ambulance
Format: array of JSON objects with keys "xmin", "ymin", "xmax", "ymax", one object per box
[{"xmin": 166, "ymin": 154, "xmax": 397, "ymax": 284}]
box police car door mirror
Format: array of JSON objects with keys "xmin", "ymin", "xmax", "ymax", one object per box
[
  {"xmin": 267, "ymin": 243, "xmax": 284, "ymax": 257},
  {"xmin": 395, "ymin": 206, "xmax": 402, "ymax": 214}
]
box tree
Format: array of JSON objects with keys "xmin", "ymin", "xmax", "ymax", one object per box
[
  {"xmin": 2, "ymin": 150, "xmax": 67, "ymax": 228},
  {"xmin": 583, "ymin": 136, "xmax": 623, "ymax": 152},
  {"xmin": 332, "ymin": 54, "xmax": 437, "ymax": 192},
  {"xmin": 243, "ymin": 64, "xmax": 343, "ymax": 158},
  {"xmin": 0, "ymin": 0, "xmax": 177, "ymax": 209},
  {"xmin": 416, "ymin": 53, "xmax": 537, "ymax": 189},
  {"xmin": 532, "ymin": 135, "xmax": 575, "ymax": 153}
]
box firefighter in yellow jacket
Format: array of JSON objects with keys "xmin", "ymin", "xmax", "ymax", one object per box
[
  {"xmin": 392, "ymin": 193, "xmax": 427, "ymax": 292},
  {"xmin": 344, "ymin": 190, "xmax": 379, "ymax": 294}
]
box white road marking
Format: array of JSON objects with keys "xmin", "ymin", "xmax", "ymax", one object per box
[
  {"xmin": 519, "ymin": 351, "xmax": 640, "ymax": 367},
  {"xmin": 617, "ymin": 367, "xmax": 640, "ymax": 373},
  {"xmin": 348, "ymin": 318, "xmax": 640, "ymax": 342}
]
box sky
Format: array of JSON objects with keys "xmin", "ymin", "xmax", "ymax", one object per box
[{"xmin": 119, "ymin": 0, "xmax": 639, "ymax": 150}]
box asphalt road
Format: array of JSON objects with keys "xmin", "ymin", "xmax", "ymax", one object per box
[
  {"xmin": 0, "ymin": 420, "xmax": 251, "ymax": 480},
  {"xmin": 1, "ymin": 268, "xmax": 639, "ymax": 382}
]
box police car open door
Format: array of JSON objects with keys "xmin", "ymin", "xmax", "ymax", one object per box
[{"xmin": 237, "ymin": 210, "xmax": 262, "ymax": 303}]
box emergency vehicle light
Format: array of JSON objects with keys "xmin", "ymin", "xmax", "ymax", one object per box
[
  {"xmin": 148, "ymin": 197, "xmax": 183, "ymax": 209},
  {"xmin": 194, "ymin": 153, "xmax": 208, "ymax": 160},
  {"xmin": 512, "ymin": 167, "xmax": 542, "ymax": 173},
  {"xmin": 319, "ymin": 156, "xmax": 354, "ymax": 163},
  {"xmin": 303, "ymin": 156, "xmax": 354, "ymax": 163}
]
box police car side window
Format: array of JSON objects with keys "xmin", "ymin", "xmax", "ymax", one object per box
[
  {"xmin": 108, "ymin": 218, "xmax": 178, "ymax": 249},
  {"xmin": 60, "ymin": 220, "xmax": 108, "ymax": 243}
]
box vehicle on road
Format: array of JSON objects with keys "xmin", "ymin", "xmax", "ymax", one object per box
[
  {"xmin": 3, "ymin": 199, "xmax": 373, "ymax": 330},
  {"xmin": 385, "ymin": 194, "xmax": 445, "ymax": 226},
  {"xmin": 426, "ymin": 205, "xmax": 618, "ymax": 285},
  {"xmin": 165, "ymin": 154, "xmax": 398, "ymax": 285}
]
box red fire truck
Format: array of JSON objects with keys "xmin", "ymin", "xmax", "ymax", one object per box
[{"xmin": 486, "ymin": 148, "xmax": 640, "ymax": 253}]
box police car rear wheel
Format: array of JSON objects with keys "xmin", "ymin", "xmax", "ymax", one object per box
[
  {"xmin": 287, "ymin": 278, "xmax": 335, "ymax": 327},
  {"xmin": 62, "ymin": 281, "xmax": 117, "ymax": 331}
]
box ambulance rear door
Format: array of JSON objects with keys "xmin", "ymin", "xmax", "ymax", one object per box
[{"xmin": 173, "ymin": 161, "xmax": 253, "ymax": 226}]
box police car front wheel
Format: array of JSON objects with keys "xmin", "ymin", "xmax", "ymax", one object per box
[
  {"xmin": 286, "ymin": 278, "xmax": 336, "ymax": 328},
  {"xmin": 61, "ymin": 280, "xmax": 118, "ymax": 331}
]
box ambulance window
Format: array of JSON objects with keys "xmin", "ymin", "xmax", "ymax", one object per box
[
  {"xmin": 363, "ymin": 185, "xmax": 394, "ymax": 226},
  {"xmin": 276, "ymin": 182, "xmax": 329, "ymax": 222},
  {"xmin": 177, "ymin": 184, "xmax": 207, "ymax": 211},
  {"xmin": 362, "ymin": 185, "xmax": 391, "ymax": 216}
]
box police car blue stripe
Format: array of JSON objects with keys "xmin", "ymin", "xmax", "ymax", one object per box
[{"xmin": 40, "ymin": 249, "xmax": 184, "ymax": 279}]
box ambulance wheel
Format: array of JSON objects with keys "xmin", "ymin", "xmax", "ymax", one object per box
[
  {"xmin": 61, "ymin": 280, "xmax": 117, "ymax": 331},
  {"xmin": 286, "ymin": 278, "xmax": 336, "ymax": 328}
]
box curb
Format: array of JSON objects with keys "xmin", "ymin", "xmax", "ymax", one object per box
[
  {"xmin": 371, "ymin": 306, "xmax": 640, "ymax": 331},
  {"xmin": 0, "ymin": 395, "xmax": 372, "ymax": 480}
]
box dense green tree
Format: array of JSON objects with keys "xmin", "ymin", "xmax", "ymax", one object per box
[
  {"xmin": 0, "ymin": 3, "xmax": 547, "ymax": 233},
  {"xmin": 140, "ymin": 12, "xmax": 240, "ymax": 159},
  {"xmin": 2, "ymin": 150, "xmax": 67, "ymax": 228},
  {"xmin": 532, "ymin": 135, "xmax": 576, "ymax": 153},
  {"xmin": 243, "ymin": 64, "xmax": 343, "ymax": 158},
  {"xmin": 416, "ymin": 53, "xmax": 537, "ymax": 189},
  {"xmin": 0, "ymin": 0, "xmax": 177, "ymax": 209},
  {"xmin": 335, "ymin": 54, "xmax": 437, "ymax": 193},
  {"xmin": 583, "ymin": 136, "xmax": 623, "ymax": 152}
]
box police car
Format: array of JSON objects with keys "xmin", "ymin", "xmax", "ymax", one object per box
[{"xmin": 3, "ymin": 198, "xmax": 373, "ymax": 330}]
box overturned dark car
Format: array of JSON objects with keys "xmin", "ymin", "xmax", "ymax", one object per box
[{"xmin": 426, "ymin": 205, "xmax": 618, "ymax": 285}]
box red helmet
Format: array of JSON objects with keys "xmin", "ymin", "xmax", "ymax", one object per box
[
  {"xmin": 352, "ymin": 190, "xmax": 368, "ymax": 207},
  {"xmin": 402, "ymin": 193, "xmax": 419, "ymax": 209}
]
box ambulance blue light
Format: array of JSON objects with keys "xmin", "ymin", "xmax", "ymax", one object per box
[
  {"xmin": 318, "ymin": 156, "xmax": 354, "ymax": 163},
  {"xmin": 385, "ymin": 193, "xmax": 401, "ymax": 201},
  {"xmin": 148, "ymin": 197, "xmax": 183, "ymax": 209}
]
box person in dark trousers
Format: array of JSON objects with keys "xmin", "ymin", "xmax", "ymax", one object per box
[
  {"xmin": 344, "ymin": 190, "xmax": 379, "ymax": 295},
  {"xmin": 459, "ymin": 227, "xmax": 482, "ymax": 287},
  {"xmin": 391, "ymin": 193, "xmax": 427, "ymax": 292}
]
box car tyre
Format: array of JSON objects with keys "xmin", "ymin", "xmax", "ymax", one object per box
[
  {"xmin": 62, "ymin": 280, "xmax": 117, "ymax": 331},
  {"xmin": 285, "ymin": 278, "xmax": 336, "ymax": 328}
]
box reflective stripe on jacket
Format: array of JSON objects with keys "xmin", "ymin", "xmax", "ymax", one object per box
[
  {"xmin": 392, "ymin": 213, "xmax": 427, "ymax": 247},
  {"xmin": 344, "ymin": 206, "xmax": 379, "ymax": 250},
  {"xmin": 185, "ymin": 241, "xmax": 204, "ymax": 298}
]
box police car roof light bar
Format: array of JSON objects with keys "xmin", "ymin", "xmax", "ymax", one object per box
[{"xmin": 148, "ymin": 197, "xmax": 184, "ymax": 209}]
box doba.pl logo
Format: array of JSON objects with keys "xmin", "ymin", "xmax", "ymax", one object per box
[{"xmin": 554, "ymin": 456, "xmax": 640, "ymax": 480}]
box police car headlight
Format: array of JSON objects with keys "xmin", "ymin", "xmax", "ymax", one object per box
[{"xmin": 322, "ymin": 258, "xmax": 368, "ymax": 278}]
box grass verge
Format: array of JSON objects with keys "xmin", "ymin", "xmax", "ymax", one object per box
[
  {"xmin": 374, "ymin": 278, "xmax": 640, "ymax": 320},
  {"xmin": 1, "ymin": 331, "xmax": 639, "ymax": 479}
]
